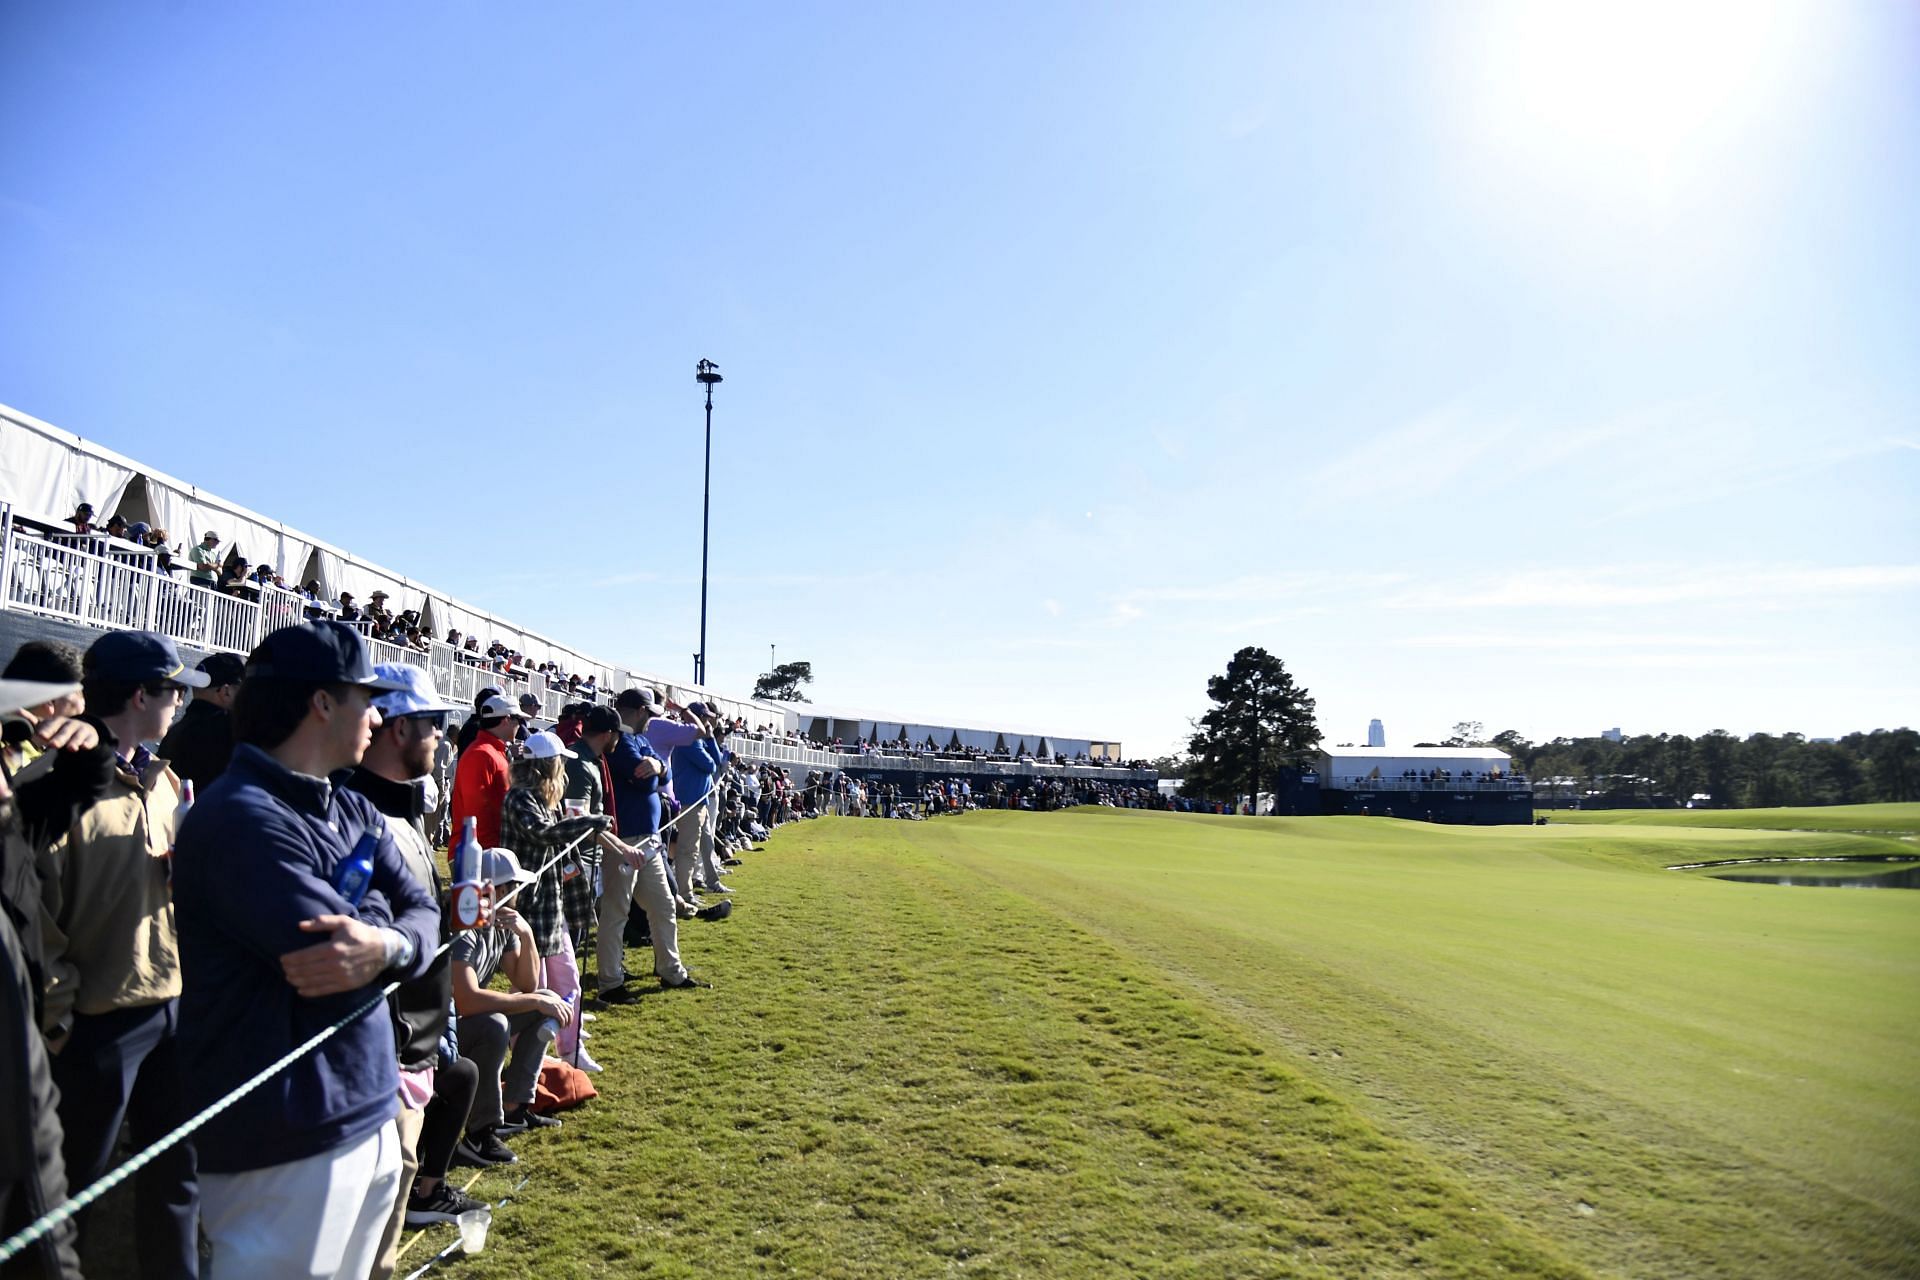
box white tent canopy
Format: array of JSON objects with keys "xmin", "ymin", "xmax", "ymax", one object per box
[
  {"xmin": 0, "ymin": 406, "xmax": 138, "ymax": 528},
  {"xmin": 1313, "ymin": 746, "xmax": 1514, "ymax": 779}
]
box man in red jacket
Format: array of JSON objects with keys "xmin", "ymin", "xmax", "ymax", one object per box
[{"xmin": 449, "ymin": 695, "xmax": 525, "ymax": 848}]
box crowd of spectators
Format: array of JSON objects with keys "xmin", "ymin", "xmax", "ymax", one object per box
[
  {"xmin": 24, "ymin": 501, "xmax": 631, "ymax": 698},
  {"xmin": 0, "ymin": 620, "xmax": 815, "ymax": 1278}
]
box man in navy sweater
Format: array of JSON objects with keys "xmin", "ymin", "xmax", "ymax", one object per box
[{"xmin": 172, "ymin": 622, "xmax": 435, "ymax": 1280}]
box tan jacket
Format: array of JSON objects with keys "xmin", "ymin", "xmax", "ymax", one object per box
[{"xmin": 25, "ymin": 750, "xmax": 186, "ymax": 1029}]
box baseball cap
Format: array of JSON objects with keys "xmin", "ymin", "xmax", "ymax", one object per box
[
  {"xmin": 614, "ymin": 686, "xmax": 665, "ymax": 716},
  {"xmin": 478, "ymin": 693, "xmax": 527, "ymax": 720},
  {"xmin": 517, "ymin": 692, "xmax": 541, "ymax": 715},
  {"xmin": 85, "ymin": 631, "xmax": 210, "ymax": 688},
  {"xmin": 195, "ymin": 652, "xmax": 246, "ymax": 689},
  {"xmin": 370, "ymin": 663, "xmax": 459, "ymax": 718},
  {"xmin": 0, "ymin": 679, "xmax": 80, "ymax": 718},
  {"xmin": 687, "ymin": 701, "xmax": 710, "ymax": 718},
  {"xmin": 522, "ymin": 730, "xmax": 576, "ymax": 760},
  {"xmin": 481, "ymin": 847, "xmax": 538, "ymax": 887},
  {"xmin": 243, "ymin": 622, "xmax": 409, "ymax": 690}
]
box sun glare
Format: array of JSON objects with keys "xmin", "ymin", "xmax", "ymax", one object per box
[{"xmin": 1457, "ymin": 0, "xmax": 1819, "ymax": 205}]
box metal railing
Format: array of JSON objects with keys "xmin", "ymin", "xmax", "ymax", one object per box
[{"xmin": 0, "ymin": 515, "xmax": 1141, "ymax": 780}]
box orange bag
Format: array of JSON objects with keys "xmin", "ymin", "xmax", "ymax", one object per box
[{"xmin": 531, "ymin": 1057, "xmax": 598, "ymax": 1114}]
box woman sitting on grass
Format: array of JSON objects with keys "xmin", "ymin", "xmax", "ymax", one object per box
[{"xmin": 503, "ymin": 734, "xmax": 611, "ymax": 1071}]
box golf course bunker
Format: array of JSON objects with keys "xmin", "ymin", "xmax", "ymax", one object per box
[{"xmin": 1667, "ymin": 855, "xmax": 1920, "ymax": 889}]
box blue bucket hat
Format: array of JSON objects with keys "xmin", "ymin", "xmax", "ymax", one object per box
[{"xmin": 370, "ymin": 663, "xmax": 458, "ymax": 719}]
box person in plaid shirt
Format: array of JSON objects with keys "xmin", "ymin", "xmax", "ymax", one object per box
[{"xmin": 501, "ymin": 733, "xmax": 607, "ymax": 1071}]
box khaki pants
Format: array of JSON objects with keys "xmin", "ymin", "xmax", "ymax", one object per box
[
  {"xmin": 369, "ymin": 1101, "xmax": 426, "ymax": 1280},
  {"xmin": 673, "ymin": 800, "xmax": 718, "ymax": 900},
  {"xmin": 597, "ymin": 847, "xmax": 687, "ymax": 988}
]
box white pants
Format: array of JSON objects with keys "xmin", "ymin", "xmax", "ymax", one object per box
[{"xmin": 201, "ymin": 1118, "xmax": 403, "ymax": 1280}]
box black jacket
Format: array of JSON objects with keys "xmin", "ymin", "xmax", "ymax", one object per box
[
  {"xmin": 157, "ymin": 696, "xmax": 234, "ymax": 790},
  {"xmin": 342, "ymin": 766, "xmax": 453, "ymax": 1073}
]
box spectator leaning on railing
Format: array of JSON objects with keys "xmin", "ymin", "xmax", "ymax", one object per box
[
  {"xmin": 501, "ymin": 733, "xmax": 609, "ymax": 1071},
  {"xmin": 171, "ymin": 621, "xmax": 435, "ymax": 1280},
  {"xmin": 187, "ymin": 531, "xmax": 221, "ymax": 589}
]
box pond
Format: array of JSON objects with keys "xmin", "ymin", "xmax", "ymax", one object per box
[{"xmin": 1706, "ymin": 862, "xmax": 1920, "ymax": 889}]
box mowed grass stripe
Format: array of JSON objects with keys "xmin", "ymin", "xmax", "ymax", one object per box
[
  {"xmin": 1550, "ymin": 802, "xmax": 1920, "ymax": 835},
  {"xmin": 443, "ymin": 818, "xmax": 1585, "ymax": 1279},
  {"xmin": 922, "ymin": 809, "xmax": 1920, "ymax": 1280}
]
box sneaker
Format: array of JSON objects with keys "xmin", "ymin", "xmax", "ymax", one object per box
[
  {"xmin": 695, "ymin": 900, "xmax": 733, "ymax": 922},
  {"xmin": 406, "ymin": 1180, "xmax": 488, "ymax": 1226},
  {"xmin": 707, "ymin": 881, "xmax": 735, "ymax": 893},
  {"xmin": 454, "ymin": 1131, "xmax": 517, "ymax": 1166},
  {"xmin": 661, "ymin": 972, "xmax": 712, "ymax": 990},
  {"xmin": 597, "ymin": 983, "xmax": 642, "ymax": 1005},
  {"xmin": 722, "ymin": 857, "xmax": 743, "ymax": 867},
  {"xmin": 501, "ymin": 1105, "xmax": 562, "ymax": 1133},
  {"xmin": 570, "ymin": 1046, "xmax": 605, "ymax": 1073}
]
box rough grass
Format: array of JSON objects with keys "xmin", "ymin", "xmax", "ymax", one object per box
[
  {"xmin": 418, "ymin": 819, "xmax": 1584, "ymax": 1279},
  {"xmin": 399, "ymin": 810, "xmax": 1919, "ymax": 1279}
]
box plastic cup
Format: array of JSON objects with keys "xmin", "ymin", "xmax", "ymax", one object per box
[
  {"xmin": 563, "ymin": 797, "xmax": 587, "ymax": 818},
  {"xmin": 457, "ymin": 1208, "xmax": 490, "ymax": 1254}
]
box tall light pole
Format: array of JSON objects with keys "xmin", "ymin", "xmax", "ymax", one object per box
[{"xmin": 695, "ymin": 358, "xmax": 722, "ymax": 686}]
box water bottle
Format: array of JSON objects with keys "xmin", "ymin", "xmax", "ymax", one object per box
[
  {"xmin": 333, "ymin": 825, "xmax": 381, "ymax": 907},
  {"xmin": 451, "ymin": 816, "xmax": 487, "ymax": 930},
  {"xmin": 166, "ymin": 780, "xmax": 194, "ymax": 883}
]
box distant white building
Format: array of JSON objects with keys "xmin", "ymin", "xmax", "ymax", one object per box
[
  {"xmin": 1367, "ymin": 718, "xmax": 1385, "ymax": 747},
  {"xmin": 1313, "ymin": 745, "xmax": 1516, "ymax": 789},
  {"xmin": 1601, "ymin": 727, "xmax": 1624, "ymax": 743}
]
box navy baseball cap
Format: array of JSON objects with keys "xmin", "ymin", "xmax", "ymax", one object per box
[
  {"xmin": 243, "ymin": 621, "xmax": 409, "ymax": 690},
  {"xmin": 85, "ymin": 631, "xmax": 210, "ymax": 688}
]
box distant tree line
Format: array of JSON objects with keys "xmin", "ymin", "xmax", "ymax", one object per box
[
  {"xmin": 1480, "ymin": 727, "xmax": 1920, "ymax": 807},
  {"xmin": 1169, "ymin": 648, "xmax": 1919, "ymax": 808}
]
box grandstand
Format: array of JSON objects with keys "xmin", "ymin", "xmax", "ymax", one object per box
[
  {"xmin": 0, "ymin": 400, "xmax": 1151, "ymax": 786},
  {"xmin": 1290, "ymin": 745, "xmax": 1535, "ymax": 823}
]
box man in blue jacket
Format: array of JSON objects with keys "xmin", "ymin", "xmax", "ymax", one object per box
[
  {"xmin": 665, "ymin": 701, "xmax": 732, "ymax": 903},
  {"xmin": 172, "ymin": 622, "xmax": 436, "ymax": 1280}
]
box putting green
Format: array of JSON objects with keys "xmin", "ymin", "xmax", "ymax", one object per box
[{"xmin": 1548, "ymin": 802, "xmax": 1920, "ymax": 834}]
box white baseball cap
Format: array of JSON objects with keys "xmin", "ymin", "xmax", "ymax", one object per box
[
  {"xmin": 481, "ymin": 847, "xmax": 538, "ymax": 887},
  {"xmin": 522, "ymin": 730, "xmax": 576, "ymax": 760},
  {"xmin": 478, "ymin": 693, "xmax": 528, "ymax": 720}
]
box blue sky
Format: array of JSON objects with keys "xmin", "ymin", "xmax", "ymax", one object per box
[{"xmin": 3, "ymin": 1, "xmax": 1915, "ymax": 755}]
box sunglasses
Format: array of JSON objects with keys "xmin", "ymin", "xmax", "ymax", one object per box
[{"xmin": 399, "ymin": 712, "xmax": 451, "ymax": 731}]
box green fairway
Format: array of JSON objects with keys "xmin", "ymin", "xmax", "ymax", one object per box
[
  {"xmin": 1549, "ymin": 802, "xmax": 1920, "ymax": 834},
  {"xmin": 418, "ymin": 810, "xmax": 1919, "ymax": 1279}
]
